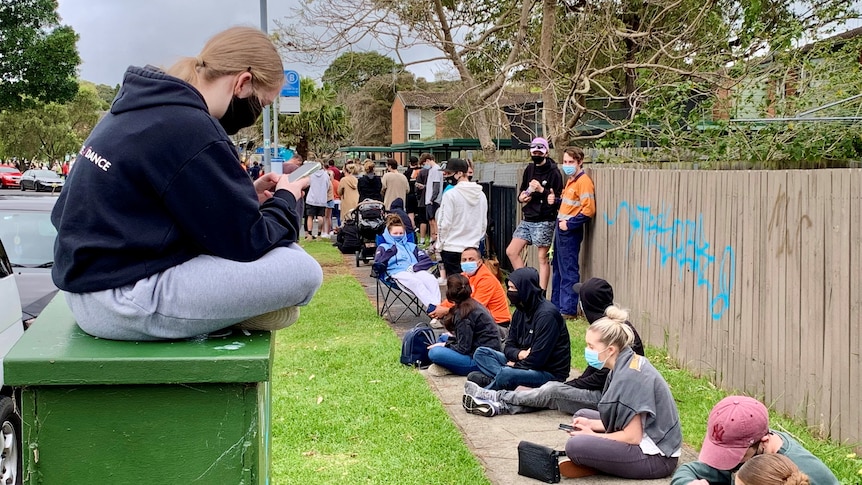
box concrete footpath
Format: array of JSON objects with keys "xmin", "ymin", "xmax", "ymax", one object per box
[{"xmin": 346, "ymin": 254, "xmax": 698, "ymax": 484}]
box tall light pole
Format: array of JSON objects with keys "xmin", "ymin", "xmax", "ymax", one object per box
[{"xmin": 259, "ymin": 0, "xmax": 271, "ymax": 170}]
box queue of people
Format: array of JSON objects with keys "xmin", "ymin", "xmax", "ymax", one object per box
[{"xmin": 53, "ymin": 24, "xmax": 839, "ymax": 480}]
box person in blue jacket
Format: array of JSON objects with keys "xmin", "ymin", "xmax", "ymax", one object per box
[
  {"xmin": 373, "ymin": 214, "xmax": 440, "ymax": 313},
  {"xmin": 51, "ymin": 26, "xmax": 323, "ymax": 340}
]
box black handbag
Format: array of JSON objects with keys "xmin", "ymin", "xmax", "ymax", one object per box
[{"xmin": 516, "ymin": 441, "xmax": 567, "ymax": 483}]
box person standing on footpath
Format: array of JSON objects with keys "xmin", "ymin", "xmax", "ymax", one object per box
[
  {"xmin": 505, "ymin": 137, "xmax": 563, "ymax": 291},
  {"xmin": 548, "ymin": 147, "xmax": 595, "ymax": 318},
  {"xmin": 436, "ymin": 158, "xmax": 487, "ymax": 279},
  {"xmin": 381, "ymin": 158, "xmax": 409, "ymax": 210}
]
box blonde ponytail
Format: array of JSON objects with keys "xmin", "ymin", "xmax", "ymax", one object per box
[
  {"xmin": 167, "ymin": 26, "xmax": 284, "ymax": 93},
  {"xmin": 589, "ymin": 305, "xmax": 634, "ymax": 350}
]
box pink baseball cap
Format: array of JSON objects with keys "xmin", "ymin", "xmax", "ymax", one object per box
[
  {"xmin": 529, "ymin": 137, "xmax": 549, "ymax": 155},
  {"xmin": 699, "ymin": 396, "xmax": 769, "ymax": 470}
]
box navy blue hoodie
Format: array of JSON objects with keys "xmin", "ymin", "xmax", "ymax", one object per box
[{"xmin": 51, "ymin": 66, "xmax": 301, "ymax": 293}]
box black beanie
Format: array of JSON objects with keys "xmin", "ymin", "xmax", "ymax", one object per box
[{"xmin": 573, "ymin": 278, "xmax": 614, "ymax": 323}]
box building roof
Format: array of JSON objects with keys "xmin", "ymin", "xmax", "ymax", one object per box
[{"xmin": 396, "ymin": 91, "xmax": 544, "ymax": 109}]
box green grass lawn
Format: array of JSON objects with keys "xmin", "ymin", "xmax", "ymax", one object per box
[
  {"xmin": 273, "ymin": 241, "xmax": 861, "ymax": 484},
  {"xmin": 271, "ymin": 241, "xmax": 488, "ymax": 484}
]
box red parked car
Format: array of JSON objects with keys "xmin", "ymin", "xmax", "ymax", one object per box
[{"xmin": 0, "ymin": 165, "xmax": 22, "ymax": 189}]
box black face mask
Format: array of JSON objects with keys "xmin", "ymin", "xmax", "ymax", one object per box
[
  {"xmin": 219, "ymin": 95, "xmax": 263, "ymax": 135},
  {"xmin": 444, "ymin": 175, "xmax": 457, "ymax": 186},
  {"xmin": 531, "ymin": 155, "xmax": 545, "ymax": 164},
  {"xmin": 507, "ymin": 290, "xmax": 523, "ymax": 310}
]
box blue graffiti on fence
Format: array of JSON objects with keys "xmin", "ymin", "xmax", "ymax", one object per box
[{"xmin": 605, "ymin": 201, "xmax": 735, "ymax": 320}]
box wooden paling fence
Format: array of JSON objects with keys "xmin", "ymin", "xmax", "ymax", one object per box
[{"xmin": 582, "ymin": 167, "xmax": 862, "ymax": 445}]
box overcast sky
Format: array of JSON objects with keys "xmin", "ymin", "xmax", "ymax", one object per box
[
  {"xmin": 55, "ymin": 0, "xmax": 441, "ymax": 87},
  {"xmin": 57, "ymin": 0, "xmax": 862, "ymax": 88}
]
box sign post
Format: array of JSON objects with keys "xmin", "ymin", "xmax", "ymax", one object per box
[{"xmin": 280, "ymin": 70, "xmax": 301, "ymax": 115}]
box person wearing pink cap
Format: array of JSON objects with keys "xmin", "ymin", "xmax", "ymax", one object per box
[
  {"xmin": 671, "ymin": 396, "xmax": 838, "ymax": 485},
  {"xmin": 505, "ymin": 137, "xmax": 563, "ymax": 291}
]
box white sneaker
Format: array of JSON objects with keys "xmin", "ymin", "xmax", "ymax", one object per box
[{"xmin": 320, "ymin": 232, "xmax": 330, "ymax": 238}]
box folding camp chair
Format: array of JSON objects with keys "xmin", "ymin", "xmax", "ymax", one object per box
[{"xmin": 373, "ymin": 233, "xmax": 439, "ymax": 322}]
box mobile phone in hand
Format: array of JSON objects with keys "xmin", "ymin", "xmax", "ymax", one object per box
[
  {"xmin": 287, "ymin": 161, "xmax": 321, "ymax": 182},
  {"xmin": 559, "ymin": 423, "xmax": 575, "ymax": 432}
]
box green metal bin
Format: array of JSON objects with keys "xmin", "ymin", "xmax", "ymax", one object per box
[{"xmin": 3, "ymin": 295, "xmax": 274, "ymax": 484}]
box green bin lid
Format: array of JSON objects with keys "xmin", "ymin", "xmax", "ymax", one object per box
[{"xmin": 4, "ymin": 294, "xmax": 273, "ymax": 386}]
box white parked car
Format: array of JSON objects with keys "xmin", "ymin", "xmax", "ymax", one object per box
[{"xmin": 0, "ymin": 238, "xmax": 23, "ymax": 484}]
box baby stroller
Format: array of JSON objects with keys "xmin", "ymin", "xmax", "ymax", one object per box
[{"xmin": 353, "ymin": 199, "xmax": 386, "ymax": 266}]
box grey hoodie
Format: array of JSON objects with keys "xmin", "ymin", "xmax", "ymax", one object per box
[
  {"xmin": 306, "ymin": 168, "xmax": 331, "ymax": 207},
  {"xmin": 437, "ymin": 181, "xmax": 488, "ymax": 252}
]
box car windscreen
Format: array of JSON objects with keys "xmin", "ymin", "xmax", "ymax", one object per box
[
  {"xmin": 32, "ymin": 170, "xmax": 60, "ymax": 179},
  {"xmin": 0, "ymin": 167, "xmax": 18, "ymax": 173},
  {"xmin": 0, "ymin": 211, "xmax": 56, "ymax": 267}
]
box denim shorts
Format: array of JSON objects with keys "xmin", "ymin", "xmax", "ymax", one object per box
[{"xmin": 512, "ymin": 220, "xmax": 555, "ymax": 247}]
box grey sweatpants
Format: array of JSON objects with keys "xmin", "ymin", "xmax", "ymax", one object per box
[
  {"xmin": 498, "ymin": 381, "xmax": 602, "ymax": 415},
  {"xmin": 66, "ymin": 244, "xmax": 323, "ymax": 341}
]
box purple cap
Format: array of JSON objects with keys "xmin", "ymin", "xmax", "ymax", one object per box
[{"xmin": 529, "ymin": 137, "xmax": 549, "ymax": 155}]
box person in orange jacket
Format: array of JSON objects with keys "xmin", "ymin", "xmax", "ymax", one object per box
[
  {"xmin": 548, "ymin": 147, "xmax": 595, "ymax": 318},
  {"xmin": 430, "ymin": 247, "xmax": 510, "ymax": 330}
]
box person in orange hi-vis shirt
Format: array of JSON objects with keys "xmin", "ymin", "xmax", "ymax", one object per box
[
  {"xmin": 547, "ymin": 147, "xmax": 595, "ymax": 319},
  {"xmin": 430, "ymin": 247, "xmax": 511, "ymax": 336}
]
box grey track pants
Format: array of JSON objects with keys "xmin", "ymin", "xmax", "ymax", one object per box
[
  {"xmin": 66, "ymin": 244, "xmax": 323, "ymax": 341},
  {"xmin": 498, "ymin": 381, "xmax": 602, "ymax": 415}
]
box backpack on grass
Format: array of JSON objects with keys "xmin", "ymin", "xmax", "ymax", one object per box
[
  {"xmin": 400, "ymin": 322, "xmax": 436, "ymax": 368},
  {"xmin": 336, "ymin": 220, "xmax": 363, "ymax": 254}
]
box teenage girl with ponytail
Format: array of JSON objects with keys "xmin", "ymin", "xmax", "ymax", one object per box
[
  {"xmin": 559, "ymin": 305, "xmax": 682, "ymax": 479},
  {"xmin": 737, "ymin": 454, "xmax": 811, "ymax": 485}
]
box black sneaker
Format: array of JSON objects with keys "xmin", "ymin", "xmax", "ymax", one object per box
[
  {"xmin": 462, "ymin": 395, "xmax": 499, "ymax": 417},
  {"xmin": 466, "ymin": 371, "xmax": 493, "ymax": 388}
]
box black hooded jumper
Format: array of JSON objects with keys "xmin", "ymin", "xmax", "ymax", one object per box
[
  {"xmin": 565, "ymin": 277, "xmax": 645, "ymax": 390},
  {"xmin": 505, "ymin": 267, "xmax": 571, "ymax": 380}
]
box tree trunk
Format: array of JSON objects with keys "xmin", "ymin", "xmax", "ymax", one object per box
[
  {"xmin": 297, "ymin": 136, "xmax": 309, "ymax": 160},
  {"xmin": 473, "ymin": 107, "xmax": 497, "ymax": 162},
  {"xmin": 540, "ymin": 0, "xmax": 560, "ymax": 154}
]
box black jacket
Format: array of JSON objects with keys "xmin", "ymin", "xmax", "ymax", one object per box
[
  {"xmin": 565, "ymin": 278, "xmax": 645, "ymax": 390},
  {"xmin": 51, "ymin": 66, "xmax": 301, "ymax": 293},
  {"xmin": 519, "ymin": 158, "xmax": 564, "ymax": 222},
  {"xmin": 446, "ymin": 303, "xmax": 502, "ymax": 356},
  {"xmin": 504, "ymin": 268, "xmax": 571, "ymax": 380},
  {"xmin": 358, "ymin": 173, "xmax": 382, "ymax": 202}
]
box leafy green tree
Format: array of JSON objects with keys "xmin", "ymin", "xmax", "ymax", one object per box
[
  {"xmin": 0, "ymin": 84, "xmax": 102, "ymax": 162},
  {"xmin": 0, "ymin": 0, "xmax": 80, "ymax": 110},
  {"xmin": 322, "ymin": 52, "xmax": 402, "ymax": 93},
  {"xmin": 278, "ymin": 77, "xmax": 350, "ymax": 159}
]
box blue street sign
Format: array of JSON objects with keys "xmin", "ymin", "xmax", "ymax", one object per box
[{"xmin": 281, "ymin": 70, "xmax": 300, "ymax": 97}]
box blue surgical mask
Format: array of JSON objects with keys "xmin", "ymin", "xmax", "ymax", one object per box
[
  {"xmin": 562, "ymin": 165, "xmax": 576, "ymax": 176},
  {"xmin": 392, "ymin": 234, "xmax": 406, "ymax": 243},
  {"xmin": 584, "ymin": 347, "xmax": 607, "ymax": 369},
  {"xmin": 460, "ymin": 261, "xmax": 478, "ymax": 275},
  {"xmin": 423, "ymin": 163, "xmax": 431, "ymax": 169}
]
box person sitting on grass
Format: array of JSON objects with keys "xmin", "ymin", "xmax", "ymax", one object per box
[
  {"xmin": 426, "ymin": 274, "xmax": 502, "ymax": 376},
  {"xmin": 557, "ymin": 306, "xmax": 682, "ymax": 480},
  {"xmin": 429, "ymin": 247, "xmax": 510, "ymax": 331},
  {"xmin": 737, "ymin": 454, "xmax": 810, "ymax": 485},
  {"xmin": 462, "ymin": 277, "xmax": 644, "ymax": 416},
  {"xmin": 373, "ymin": 214, "xmax": 440, "ymax": 315},
  {"xmin": 464, "ymin": 267, "xmax": 570, "ymax": 393},
  {"xmin": 671, "ymin": 396, "xmax": 839, "ymax": 485}
]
